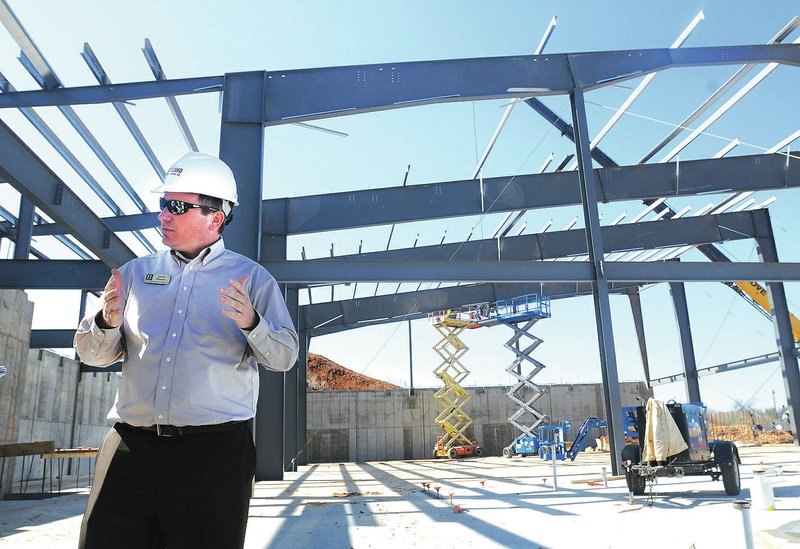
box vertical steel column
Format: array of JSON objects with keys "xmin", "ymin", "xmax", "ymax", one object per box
[
  {"xmin": 754, "ymin": 216, "xmax": 800, "ymax": 445},
  {"xmin": 408, "ymin": 319, "xmax": 415, "ymax": 396},
  {"xmin": 219, "ymin": 71, "xmax": 286, "ymax": 480},
  {"xmin": 283, "ymin": 285, "xmax": 300, "ymax": 470},
  {"xmin": 569, "ymin": 85, "xmax": 624, "ymax": 474},
  {"xmin": 669, "ymin": 280, "xmax": 701, "ymax": 403},
  {"xmin": 626, "ymin": 288, "xmax": 652, "ymax": 386},
  {"xmin": 13, "ymin": 195, "xmax": 34, "ymax": 259},
  {"xmin": 295, "ymin": 327, "xmax": 309, "ymax": 466}
]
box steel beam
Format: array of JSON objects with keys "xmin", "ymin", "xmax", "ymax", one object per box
[
  {"xmin": 626, "ymin": 288, "xmax": 652, "ymax": 387},
  {"xmin": 0, "ymin": 76, "xmax": 224, "ymax": 108},
  {"xmin": 669, "ymin": 280, "xmax": 701, "ymax": 402},
  {"xmin": 12, "ymin": 195, "xmax": 33, "ymax": 259},
  {"xmin": 303, "ymin": 281, "xmax": 642, "ymax": 337},
  {"xmin": 326, "ymin": 209, "xmax": 761, "ymax": 264},
  {"xmin": 0, "ymin": 260, "xmax": 110, "ymax": 289},
  {"xmin": 569, "ymin": 82, "xmax": 625, "ymax": 476},
  {"xmin": 218, "ymin": 71, "xmax": 288, "ymax": 481},
  {"xmin": 261, "ymin": 153, "xmax": 799, "ymax": 235},
  {"xmin": 0, "ymin": 120, "xmax": 136, "ymax": 267},
  {"xmin": 755, "ymin": 218, "xmax": 800, "ymax": 445},
  {"xmin": 259, "ymin": 44, "xmax": 800, "ymax": 125},
  {"xmin": 142, "ymin": 38, "xmax": 199, "ymax": 151},
  {"xmin": 0, "ymin": 71, "xmax": 156, "ymax": 254},
  {"xmin": 5, "ymin": 258, "xmax": 800, "ymax": 289},
  {"xmin": 259, "ymin": 259, "xmax": 800, "ymax": 284},
  {"xmin": 5, "ymin": 154, "xmax": 795, "ymax": 239},
  {"xmin": 81, "ymin": 43, "xmax": 165, "ymax": 179}
]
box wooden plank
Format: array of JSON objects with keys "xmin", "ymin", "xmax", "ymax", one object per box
[
  {"xmin": 0, "ymin": 441, "xmax": 55, "ymax": 457},
  {"xmin": 42, "ymin": 449, "xmax": 98, "ymax": 459}
]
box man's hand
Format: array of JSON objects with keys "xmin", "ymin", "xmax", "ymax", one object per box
[
  {"xmin": 220, "ymin": 275, "xmax": 258, "ymax": 330},
  {"xmin": 99, "ymin": 269, "xmax": 124, "ymax": 328}
]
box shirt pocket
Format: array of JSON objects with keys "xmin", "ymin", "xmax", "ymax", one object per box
[{"xmin": 186, "ymin": 286, "xmax": 243, "ymax": 345}]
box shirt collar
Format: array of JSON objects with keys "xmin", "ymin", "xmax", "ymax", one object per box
[{"xmin": 170, "ymin": 238, "xmax": 226, "ymax": 266}]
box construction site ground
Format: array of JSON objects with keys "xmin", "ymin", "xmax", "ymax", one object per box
[{"xmin": 1, "ymin": 444, "xmax": 798, "ymax": 548}]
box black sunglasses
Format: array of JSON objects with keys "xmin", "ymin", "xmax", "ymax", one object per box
[{"xmin": 159, "ymin": 198, "xmax": 220, "ymax": 215}]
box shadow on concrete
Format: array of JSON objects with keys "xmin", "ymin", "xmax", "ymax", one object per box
[{"xmin": 356, "ymin": 461, "xmax": 548, "ymax": 548}]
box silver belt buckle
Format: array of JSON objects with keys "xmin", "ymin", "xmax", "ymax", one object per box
[{"xmin": 156, "ymin": 424, "xmax": 171, "ymax": 437}]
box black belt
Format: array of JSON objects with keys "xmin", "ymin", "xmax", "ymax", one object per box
[{"xmin": 135, "ymin": 420, "xmax": 245, "ymax": 437}]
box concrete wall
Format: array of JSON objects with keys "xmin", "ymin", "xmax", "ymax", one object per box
[
  {"xmin": 306, "ymin": 382, "xmax": 652, "ymax": 462},
  {"xmin": 0, "ymin": 290, "xmax": 118, "ymax": 497}
]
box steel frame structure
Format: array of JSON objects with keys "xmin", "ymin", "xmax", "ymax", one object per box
[{"xmin": 0, "ymin": 31, "xmax": 798, "ymax": 478}]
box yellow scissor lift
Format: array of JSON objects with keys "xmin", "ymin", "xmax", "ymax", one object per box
[{"xmin": 429, "ymin": 308, "xmax": 485, "ymax": 459}]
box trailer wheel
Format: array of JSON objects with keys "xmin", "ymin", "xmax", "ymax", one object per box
[
  {"xmin": 713, "ymin": 441, "xmax": 742, "ymax": 496},
  {"xmin": 721, "ymin": 458, "xmax": 741, "ymax": 496},
  {"xmin": 625, "ymin": 470, "xmax": 646, "ymax": 495},
  {"xmin": 449, "ymin": 448, "xmax": 459, "ymax": 459},
  {"xmin": 502, "ymin": 446, "xmax": 513, "ymax": 458},
  {"xmin": 475, "ymin": 446, "xmax": 485, "ymax": 457}
]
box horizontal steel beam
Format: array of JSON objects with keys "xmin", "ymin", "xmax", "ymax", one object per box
[
  {"xmin": 0, "ymin": 260, "xmax": 111, "ymax": 289},
  {"xmin": 326, "ymin": 210, "xmax": 763, "ymax": 262},
  {"xmin": 0, "ymin": 45, "xmax": 796, "ymax": 120},
  {"xmin": 9, "ymin": 155, "xmax": 792, "ymax": 240},
  {"xmin": 28, "ymin": 282, "xmax": 641, "ymax": 346},
  {"xmin": 0, "ymin": 211, "xmax": 159, "ymax": 237},
  {"xmin": 0, "ymin": 75, "xmax": 224, "ymax": 108},
  {"xmin": 262, "ymin": 153, "xmax": 798, "ymax": 235},
  {"xmin": 263, "ymin": 44, "xmax": 800, "ymax": 124},
  {"xmin": 303, "ymin": 282, "xmax": 641, "ymax": 336},
  {"xmin": 7, "ymin": 257, "xmax": 798, "ymax": 289},
  {"xmin": 263, "ymin": 260, "xmax": 800, "ymax": 284}
]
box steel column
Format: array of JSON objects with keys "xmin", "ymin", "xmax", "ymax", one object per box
[
  {"xmin": 754, "ymin": 219, "xmax": 800, "ymax": 446},
  {"xmin": 12, "ymin": 196, "xmax": 33, "ymax": 259},
  {"xmin": 669, "ymin": 280, "xmax": 701, "ymax": 403},
  {"xmin": 283, "ymin": 285, "xmax": 300, "ymax": 471},
  {"xmin": 626, "ymin": 288, "xmax": 652, "ymax": 386},
  {"xmin": 296, "ymin": 328, "xmax": 309, "ymax": 467},
  {"xmin": 569, "ymin": 84, "xmax": 624, "ymax": 475},
  {"xmin": 219, "ymin": 71, "xmax": 286, "ymax": 480}
]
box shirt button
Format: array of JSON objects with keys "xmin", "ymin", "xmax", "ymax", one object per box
[
  {"xmin": 166, "ymin": 357, "xmax": 171, "ymax": 362},
  {"xmin": 158, "ymin": 414, "xmax": 164, "ymax": 420},
  {"xmin": 178, "ymin": 309, "xmax": 183, "ymax": 314},
  {"xmin": 183, "ymin": 286, "xmax": 188, "ymax": 291},
  {"xmin": 189, "ymin": 266, "xmax": 193, "ymax": 270},
  {"xmin": 161, "ymin": 386, "xmax": 167, "ymax": 390},
  {"xmin": 171, "ymin": 333, "xmax": 177, "ymax": 338}
]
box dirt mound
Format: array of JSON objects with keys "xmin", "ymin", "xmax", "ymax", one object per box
[
  {"xmin": 708, "ymin": 424, "xmax": 793, "ymax": 445},
  {"xmin": 307, "ymin": 353, "xmax": 401, "ymax": 391}
]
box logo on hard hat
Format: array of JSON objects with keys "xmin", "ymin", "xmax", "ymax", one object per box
[{"xmin": 167, "ymin": 167, "xmax": 183, "ymax": 177}]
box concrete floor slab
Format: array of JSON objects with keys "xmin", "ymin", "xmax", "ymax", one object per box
[{"xmin": 0, "ymin": 445, "xmax": 798, "ymax": 548}]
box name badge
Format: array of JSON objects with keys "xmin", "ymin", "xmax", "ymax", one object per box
[{"xmin": 144, "ymin": 273, "xmax": 171, "ymax": 285}]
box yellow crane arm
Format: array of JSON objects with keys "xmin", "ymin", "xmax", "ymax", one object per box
[{"xmin": 733, "ymin": 281, "xmax": 800, "ymax": 343}]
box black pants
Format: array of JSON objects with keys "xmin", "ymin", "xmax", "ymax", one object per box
[{"xmin": 79, "ymin": 421, "xmax": 256, "ymax": 549}]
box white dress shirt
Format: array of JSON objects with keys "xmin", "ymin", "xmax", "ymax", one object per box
[{"xmin": 75, "ymin": 238, "xmax": 299, "ymax": 427}]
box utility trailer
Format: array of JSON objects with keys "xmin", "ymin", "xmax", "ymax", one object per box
[{"xmin": 621, "ymin": 402, "xmax": 741, "ymax": 496}]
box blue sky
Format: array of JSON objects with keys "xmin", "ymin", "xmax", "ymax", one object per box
[{"xmin": 1, "ymin": 1, "xmax": 799, "ymax": 412}]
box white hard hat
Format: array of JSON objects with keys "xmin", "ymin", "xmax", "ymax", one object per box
[{"xmin": 152, "ymin": 152, "xmax": 239, "ymax": 206}]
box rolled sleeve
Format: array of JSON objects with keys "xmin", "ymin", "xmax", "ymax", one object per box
[
  {"xmin": 243, "ymin": 315, "xmax": 299, "ymax": 372},
  {"xmin": 74, "ymin": 312, "xmax": 125, "ymax": 367}
]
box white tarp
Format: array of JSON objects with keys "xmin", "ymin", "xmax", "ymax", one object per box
[{"xmin": 642, "ymin": 398, "xmax": 688, "ymax": 462}]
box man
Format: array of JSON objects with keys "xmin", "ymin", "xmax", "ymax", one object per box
[{"xmin": 74, "ymin": 152, "xmax": 299, "ymax": 548}]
